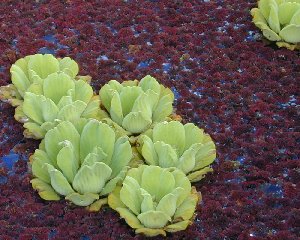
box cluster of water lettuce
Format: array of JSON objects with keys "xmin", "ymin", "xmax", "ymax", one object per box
[
  {"xmin": 0, "ymin": 54, "xmax": 216, "ymax": 237},
  {"xmin": 251, "ymin": 0, "xmax": 300, "ymax": 50}
]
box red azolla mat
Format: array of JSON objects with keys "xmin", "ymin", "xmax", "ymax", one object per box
[{"xmin": 0, "ymin": 0, "xmax": 299, "ymax": 239}]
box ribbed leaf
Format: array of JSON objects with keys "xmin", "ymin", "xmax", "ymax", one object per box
[
  {"xmin": 110, "ymin": 92, "xmax": 124, "ymax": 125},
  {"xmin": 171, "ymin": 169, "xmax": 191, "ymax": 206},
  {"xmin": 28, "ymin": 54, "xmax": 60, "ymax": 79},
  {"xmin": 43, "ymin": 73, "xmax": 75, "ymax": 104},
  {"xmin": 137, "ymin": 211, "xmax": 170, "ymax": 228},
  {"xmin": 30, "ymin": 178, "xmax": 60, "ymax": 201},
  {"xmin": 46, "ymin": 164, "xmax": 74, "ymax": 196},
  {"xmin": 79, "ymin": 120, "xmax": 115, "ymax": 162},
  {"xmin": 23, "ymin": 92, "xmax": 45, "ymax": 125},
  {"xmin": 278, "ymin": 2, "xmax": 300, "ymax": 25},
  {"xmin": 184, "ymin": 123, "xmax": 205, "ymax": 150},
  {"xmin": 100, "ymin": 167, "xmax": 128, "ymax": 196},
  {"xmin": 173, "ymin": 187, "xmax": 199, "ymax": 221},
  {"xmin": 177, "ymin": 143, "xmax": 201, "ymax": 174},
  {"xmin": 154, "ymin": 141, "xmax": 178, "ymax": 168},
  {"xmin": 59, "ymin": 57, "xmax": 79, "ymax": 78},
  {"xmin": 99, "ymin": 80, "xmax": 123, "ymax": 111},
  {"xmin": 258, "ymin": 0, "xmax": 271, "ymax": 20},
  {"xmin": 153, "ymin": 121, "xmax": 186, "ymax": 156},
  {"xmin": 152, "ymin": 93, "xmax": 173, "ymax": 122},
  {"xmin": 120, "ymin": 86, "xmax": 142, "ymax": 116},
  {"xmin": 122, "ymin": 111, "xmax": 152, "ymax": 133},
  {"xmin": 140, "ymin": 188, "xmax": 154, "ymax": 213},
  {"xmin": 117, "ymin": 207, "xmax": 144, "ymax": 229},
  {"xmin": 31, "ymin": 149, "xmax": 52, "ymax": 183},
  {"xmin": 65, "ymin": 192, "xmax": 99, "ymax": 206},
  {"xmin": 194, "ymin": 142, "xmax": 216, "ymax": 170},
  {"xmin": 268, "ymin": 2, "xmax": 280, "ymax": 33},
  {"xmin": 56, "ymin": 141, "xmax": 79, "ymax": 183},
  {"xmin": 120, "ymin": 176, "xmax": 142, "ymax": 215},
  {"xmin": 45, "ymin": 121, "xmax": 80, "ymax": 164},
  {"xmin": 72, "ymin": 162, "xmax": 112, "ymax": 194},
  {"xmin": 156, "ymin": 193, "xmax": 177, "ymax": 218},
  {"xmin": 140, "ymin": 166, "xmax": 175, "ymax": 202},
  {"xmin": 109, "ymin": 136, "xmax": 132, "ymax": 178},
  {"xmin": 10, "ymin": 64, "xmax": 31, "ymax": 97},
  {"xmin": 140, "ymin": 135, "xmax": 158, "ymax": 165},
  {"xmin": 74, "ymin": 80, "xmax": 93, "ymax": 103},
  {"xmin": 57, "ymin": 100, "xmax": 87, "ymax": 121},
  {"xmin": 139, "ymin": 75, "xmax": 161, "ymax": 94}
]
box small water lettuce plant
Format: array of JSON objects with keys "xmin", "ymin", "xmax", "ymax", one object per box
[
  {"xmin": 0, "ymin": 54, "xmax": 81, "ymax": 106},
  {"xmin": 137, "ymin": 121, "xmax": 216, "ymax": 182},
  {"xmin": 14, "ymin": 72, "xmax": 107, "ymax": 139},
  {"xmin": 99, "ymin": 75, "xmax": 174, "ymax": 136},
  {"xmin": 108, "ymin": 165, "xmax": 200, "ymax": 237},
  {"xmin": 30, "ymin": 119, "xmax": 132, "ymax": 207},
  {"xmin": 251, "ymin": 0, "xmax": 300, "ymax": 50}
]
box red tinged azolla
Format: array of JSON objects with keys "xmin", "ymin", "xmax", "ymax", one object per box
[{"xmin": 0, "ymin": 0, "xmax": 299, "ymax": 239}]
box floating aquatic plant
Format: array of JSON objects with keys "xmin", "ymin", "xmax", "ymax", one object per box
[
  {"xmin": 137, "ymin": 121, "xmax": 216, "ymax": 182},
  {"xmin": 99, "ymin": 75, "xmax": 174, "ymax": 136},
  {"xmin": 14, "ymin": 72, "xmax": 107, "ymax": 139},
  {"xmin": 30, "ymin": 120, "xmax": 132, "ymax": 207},
  {"xmin": 251, "ymin": 0, "xmax": 300, "ymax": 50},
  {"xmin": 0, "ymin": 54, "xmax": 83, "ymax": 106},
  {"xmin": 108, "ymin": 165, "xmax": 200, "ymax": 237}
]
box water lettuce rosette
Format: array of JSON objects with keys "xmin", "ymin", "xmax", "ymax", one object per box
[
  {"xmin": 251, "ymin": 0, "xmax": 300, "ymax": 50},
  {"xmin": 137, "ymin": 121, "xmax": 216, "ymax": 182},
  {"xmin": 108, "ymin": 165, "xmax": 200, "ymax": 237},
  {"xmin": 0, "ymin": 54, "xmax": 81, "ymax": 106},
  {"xmin": 30, "ymin": 119, "xmax": 132, "ymax": 207},
  {"xmin": 14, "ymin": 71, "xmax": 107, "ymax": 139},
  {"xmin": 99, "ymin": 75, "xmax": 174, "ymax": 136}
]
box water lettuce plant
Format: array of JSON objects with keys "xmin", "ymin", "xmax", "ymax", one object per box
[
  {"xmin": 137, "ymin": 121, "xmax": 216, "ymax": 182},
  {"xmin": 99, "ymin": 75, "xmax": 174, "ymax": 135},
  {"xmin": 108, "ymin": 165, "xmax": 200, "ymax": 237},
  {"xmin": 0, "ymin": 54, "xmax": 81, "ymax": 106},
  {"xmin": 251, "ymin": 0, "xmax": 300, "ymax": 50},
  {"xmin": 30, "ymin": 120, "xmax": 132, "ymax": 207},
  {"xmin": 14, "ymin": 72, "xmax": 107, "ymax": 139}
]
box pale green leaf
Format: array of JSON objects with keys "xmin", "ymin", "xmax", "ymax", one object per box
[
  {"xmin": 46, "ymin": 164, "xmax": 74, "ymax": 196},
  {"xmin": 79, "ymin": 120, "xmax": 115, "ymax": 162},
  {"xmin": 140, "ymin": 135, "xmax": 158, "ymax": 165},
  {"xmin": 109, "ymin": 136, "xmax": 132, "ymax": 178},
  {"xmin": 268, "ymin": 2, "xmax": 280, "ymax": 33},
  {"xmin": 59, "ymin": 57, "xmax": 79, "ymax": 78},
  {"xmin": 122, "ymin": 111, "xmax": 152, "ymax": 134},
  {"xmin": 110, "ymin": 92, "xmax": 123, "ymax": 125},
  {"xmin": 153, "ymin": 121, "xmax": 186, "ymax": 156},
  {"xmin": 119, "ymin": 86, "xmax": 143, "ymax": 116},
  {"xmin": 56, "ymin": 141, "xmax": 79, "ymax": 183},
  {"xmin": 45, "ymin": 121, "xmax": 80, "ymax": 164},
  {"xmin": 278, "ymin": 2, "xmax": 300, "ymax": 25},
  {"xmin": 154, "ymin": 141, "xmax": 178, "ymax": 168},
  {"xmin": 177, "ymin": 143, "xmax": 201, "ymax": 174},
  {"xmin": 74, "ymin": 79, "xmax": 93, "ymax": 103},
  {"xmin": 156, "ymin": 193, "xmax": 177, "ymax": 218},
  {"xmin": 65, "ymin": 192, "xmax": 99, "ymax": 206},
  {"xmin": 43, "ymin": 72, "xmax": 75, "ymax": 104},
  {"xmin": 31, "ymin": 149, "xmax": 52, "ymax": 183},
  {"xmin": 137, "ymin": 210, "xmax": 170, "ymax": 228},
  {"xmin": 30, "ymin": 178, "xmax": 60, "ymax": 201},
  {"xmin": 140, "ymin": 188, "xmax": 154, "ymax": 213},
  {"xmin": 140, "ymin": 166, "xmax": 175, "ymax": 202},
  {"xmin": 72, "ymin": 162, "xmax": 112, "ymax": 194},
  {"xmin": 28, "ymin": 54, "xmax": 60, "ymax": 79},
  {"xmin": 120, "ymin": 176, "xmax": 142, "ymax": 215}
]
